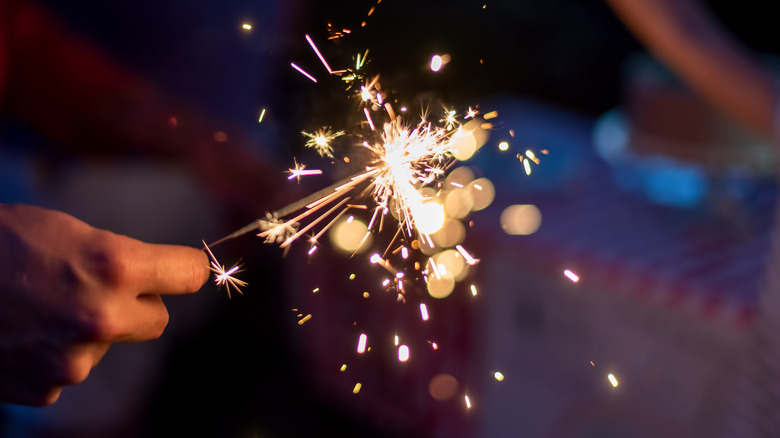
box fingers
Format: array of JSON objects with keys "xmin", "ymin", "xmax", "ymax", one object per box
[
  {"xmin": 132, "ymin": 242, "xmax": 209, "ymax": 295},
  {"xmin": 118, "ymin": 294, "xmax": 170, "ymax": 342},
  {"xmin": 87, "ymin": 233, "xmax": 210, "ymax": 296}
]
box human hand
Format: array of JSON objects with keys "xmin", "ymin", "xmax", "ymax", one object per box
[{"xmin": 0, "ymin": 204, "xmax": 209, "ymax": 406}]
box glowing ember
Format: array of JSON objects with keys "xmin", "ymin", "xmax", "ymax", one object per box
[
  {"xmin": 357, "ymin": 333, "xmax": 368, "ymax": 354},
  {"xmin": 470, "ymin": 284, "xmax": 478, "ymax": 296},
  {"xmin": 420, "ymin": 303, "xmax": 429, "ymax": 321},
  {"xmin": 608, "ymin": 373, "xmax": 619, "ymax": 387},
  {"xmin": 465, "ymin": 394, "xmax": 472, "ymax": 409},
  {"xmin": 564, "ymin": 269, "xmax": 580, "ymax": 283},
  {"xmin": 298, "ymin": 314, "xmax": 312, "ymax": 325},
  {"xmin": 353, "ymin": 383, "xmax": 362, "ymax": 394},
  {"xmin": 398, "ymin": 345, "xmax": 410, "ymax": 362},
  {"xmin": 494, "ymin": 371, "xmax": 504, "ymax": 381}
]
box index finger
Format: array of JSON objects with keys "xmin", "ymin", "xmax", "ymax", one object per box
[{"xmin": 111, "ymin": 237, "xmax": 210, "ymax": 295}]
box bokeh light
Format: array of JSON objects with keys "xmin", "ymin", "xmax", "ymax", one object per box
[
  {"xmin": 412, "ymin": 200, "xmax": 446, "ymax": 234},
  {"xmin": 500, "ymin": 204, "xmax": 542, "ymax": 235},
  {"xmin": 468, "ymin": 178, "xmax": 495, "ymax": 211},
  {"xmin": 427, "ymin": 272, "xmax": 455, "ymax": 299},
  {"xmin": 330, "ymin": 218, "xmax": 371, "ymax": 253},
  {"xmin": 429, "ymin": 374, "xmax": 459, "ymax": 401}
]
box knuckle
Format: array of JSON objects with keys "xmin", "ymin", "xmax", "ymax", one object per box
[
  {"xmin": 149, "ymin": 308, "xmax": 170, "ymax": 340},
  {"xmin": 78, "ymin": 308, "xmax": 120, "ymax": 342},
  {"xmin": 84, "ymin": 237, "xmax": 130, "ymax": 287},
  {"xmin": 59, "ymin": 353, "xmax": 93, "ymax": 386}
]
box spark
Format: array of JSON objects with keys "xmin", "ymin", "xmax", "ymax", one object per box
[
  {"xmin": 287, "ymin": 158, "xmax": 323, "ymax": 182},
  {"xmin": 302, "ymin": 129, "xmax": 344, "ymax": 158},
  {"xmin": 523, "ymin": 157, "xmax": 532, "ymax": 175},
  {"xmin": 308, "ymin": 246, "xmax": 318, "ymax": 255},
  {"xmin": 258, "ymin": 108, "xmax": 266, "ymax": 123},
  {"xmin": 465, "ymin": 394, "xmax": 472, "ymax": 409},
  {"xmin": 305, "ymin": 34, "xmax": 333, "ymax": 74},
  {"xmin": 291, "ymin": 62, "xmax": 317, "ymax": 83},
  {"xmin": 470, "ymin": 284, "xmax": 478, "ymax": 296},
  {"xmin": 202, "ymin": 241, "xmax": 247, "ymax": 298},
  {"xmin": 242, "ymin": 23, "xmax": 252, "ymax": 30},
  {"xmin": 430, "ymin": 55, "xmax": 444, "ymax": 72},
  {"xmin": 498, "ymin": 141, "xmax": 509, "ymax": 151},
  {"xmin": 564, "ymin": 269, "xmax": 580, "ymax": 283},
  {"xmin": 420, "ymin": 303, "xmax": 429, "ymax": 321},
  {"xmin": 340, "ymin": 364, "xmax": 347, "ymax": 372},
  {"xmin": 398, "ymin": 345, "xmax": 410, "ymax": 362},
  {"xmin": 298, "ymin": 314, "xmax": 312, "ymax": 325},
  {"xmin": 465, "ymin": 107, "xmax": 478, "ymax": 119},
  {"xmin": 455, "ymin": 244, "xmax": 479, "ymax": 265},
  {"xmin": 608, "ymin": 373, "xmax": 619, "ymax": 387},
  {"xmin": 357, "ymin": 333, "xmax": 368, "ymax": 354},
  {"xmin": 494, "ymin": 371, "xmax": 504, "ymax": 381},
  {"xmin": 353, "ymin": 383, "xmax": 362, "ymax": 394}
]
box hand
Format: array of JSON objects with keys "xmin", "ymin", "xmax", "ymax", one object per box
[{"xmin": 0, "ymin": 204, "xmax": 209, "ymax": 406}]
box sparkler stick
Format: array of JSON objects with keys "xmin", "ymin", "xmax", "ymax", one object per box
[{"xmin": 207, "ymin": 175, "xmax": 355, "ymax": 247}]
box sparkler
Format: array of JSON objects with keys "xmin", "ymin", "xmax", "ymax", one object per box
[{"xmin": 202, "ymin": 240, "xmax": 247, "ymax": 298}]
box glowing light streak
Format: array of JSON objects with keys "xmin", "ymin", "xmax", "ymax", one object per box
[
  {"xmin": 258, "ymin": 108, "xmax": 266, "ymax": 123},
  {"xmin": 298, "ymin": 314, "xmax": 312, "ymax": 325},
  {"xmin": 483, "ymin": 111, "xmax": 498, "ymax": 120},
  {"xmin": 494, "ymin": 372, "xmax": 504, "ymax": 381},
  {"xmin": 242, "ymin": 23, "xmax": 252, "ymax": 30},
  {"xmin": 564, "ymin": 269, "xmax": 580, "ymax": 283},
  {"xmin": 401, "ymin": 247, "xmax": 409, "ymax": 259},
  {"xmin": 608, "ymin": 373, "xmax": 619, "ymax": 387},
  {"xmin": 455, "ymin": 244, "xmax": 479, "ymax": 265},
  {"xmin": 340, "ymin": 364, "xmax": 347, "ymax": 371},
  {"xmin": 305, "ymin": 34, "xmax": 333, "ymax": 74},
  {"xmin": 353, "ymin": 383, "xmax": 362, "ymax": 394},
  {"xmin": 420, "ymin": 303, "xmax": 429, "ymax": 321},
  {"xmin": 465, "ymin": 395, "xmax": 472, "ymax": 409},
  {"xmin": 308, "ymin": 246, "xmax": 318, "ymax": 255},
  {"xmin": 287, "ymin": 161, "xmax": 323, "ymax": 181},
  {"xmin": 523, "ymin": 158, "xmax": 532, "ymax": 175},
  {"xmin": 357, "ymin": 333, "xmax": 368, "ymax": 354},
  {"xmin": 290, "ymin": 62, "xmax": 317, "ymax": 83},
  {"xmin": 364, "ymin": 107, "xmax": 375, "ymax": 131},
  {"xmin": 398, "ymin": 345, "xmax": 410, "ymax": 362},
  {"xmin": 470, "ymin": 284, "xmax": 478, "ymax": 296}
]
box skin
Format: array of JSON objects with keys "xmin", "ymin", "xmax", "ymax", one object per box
[
  {"xmin": 605, "ymin": 0, "xmax": 777, "ymax": 139},
  {"xmin": 0, "ymin": 203, "xmax": 209, "ymax": 406}
]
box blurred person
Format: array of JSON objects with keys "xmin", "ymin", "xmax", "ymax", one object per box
[
  {"xmin": 0, "ymin": 0, "xmax": 285, "ymax": 408},
  {"xmin": 606, "ymin": 0, "xmax": 780, "ymax": 436}
]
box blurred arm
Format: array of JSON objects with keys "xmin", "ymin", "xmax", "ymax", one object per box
[{"xmin": 606, "ymin": 0, "xmax": 777, "ymax": 138}]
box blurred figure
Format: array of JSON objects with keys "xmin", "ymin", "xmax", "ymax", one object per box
[
  {"xmin": 606, "ymin": 0, "xmax": 780, "ymax": 436},
  {"xmin": 0, "ymin": 0, "xmax": 283, "ymax": 410}
]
